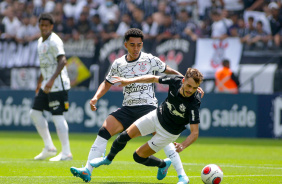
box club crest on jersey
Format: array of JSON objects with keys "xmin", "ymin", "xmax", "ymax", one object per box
[
  {"xmin": 41, "ymin": 44, "xmax": 48, "ymax": 54},
  {"xmin": 139, "ymin": 62, "xmax": 147, "ymax": 72},
  {"xmin": 179, "ymin": 104, "xmax": 186, "ymax": 112},
  {"xmin": 133, "ymin": 61, "xmax": 150, "ymax": 74}
]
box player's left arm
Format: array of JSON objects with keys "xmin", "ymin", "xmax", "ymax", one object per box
[
  {"xmin": 163, "ymin": 65, "xmax": 183, "ymax": 76},
  {"xmin": 43, "ymin": 55, "xmax": 67, "ymax": 93},
  {"xmin": 174, "ymin": 123, "xmax": 199, "ymax": 153}
]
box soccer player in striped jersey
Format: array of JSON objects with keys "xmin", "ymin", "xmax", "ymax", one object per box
[{"xmin": 30, "ymin": 13, "xmax": 72, "ymax": 161}]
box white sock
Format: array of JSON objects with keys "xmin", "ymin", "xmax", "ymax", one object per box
[
  {"xmin": 86, "ymin": 135, "xmax": 108, "ymax": 173},
  {"xmin": 30, "ymin": 109, "xmax": 55, "ymax": 149},
  {"xmin": 163, "ymin": 143, "xmax": 186, "ymax": 176},
  {"xmin": 52, "ymin": 115, "xmax": 71, "ymax": 155}
]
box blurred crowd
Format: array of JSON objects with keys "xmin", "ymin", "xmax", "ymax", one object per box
[{"xmin": 0, "ymin": 0, "xmax": 282, "ymax": 50}]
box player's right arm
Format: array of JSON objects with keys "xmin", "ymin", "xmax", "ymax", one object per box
[
  {"xmin": 90, "ymin": 59, "xmax": 119, "ymax": 111},
  {"xmin": 90, "ymin": 80, "xmax": 112, "ymax": 111},
  {"xmin": 35, "ymin": 74, "xmax": 43, "ymax": 94}
]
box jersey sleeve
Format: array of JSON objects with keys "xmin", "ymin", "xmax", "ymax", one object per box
[
  {"xmin": 189, "ymin": 107, "xmax": 200, "ymax": 124},
  {"xmin": 105, "ymin": 60, "xmax": 119, "ymax": 84},
  {"xmin": 149, "ymin": 55, "xmax": 166, "ymax": 73},
  {"xmin": 53, "ymin": 36, "xmax": 65, "ymax": 57},
  {"xmin": 189, "ymin": 97, "xmax": 201, "ymax": 124},
  {"xmin": 159, "ymin": 75, "xmax": 182, "ymax": 85}
]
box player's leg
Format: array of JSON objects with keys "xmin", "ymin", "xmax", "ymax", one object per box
[
  {"xmin": 90, "ymin": 123, "xmax": 142, "ymax": 168},
  {"xmin": 137, "ymin": 115, "xmax": 180, "ymax": 181},
  {"xmin": 70, "ymin": 115, "xmax": 123, "ymax": 182},
  {"xmin": 134, "ymin": 143, "xmax": 171, "ymax": 181},
  {"xmin": 163, "ymin": 143, "xmax": 189, "ymax": 184},
  {"xmin": 50, "ymin": 114, "xmax": 72, "ymax": 161},
  {"xmin": 85, "ymin": 106, "xmax": 155, "ymax": 171},
  {"xmin": 85, "ymin": 115, "xmax": 124, "ymax": 172},
  {"xmin": 70, "ymin": 106, "xmax": 156, "ymax": 182},
  {"xmin": 48, "ymin": 90, "xmax": 72, "ymax": 161},
  {"xmin": 30, "ymin": 89, "xmax": 56, "ymax": 160},
  {"xmin": 90, "ymin": 109, "xmax": 158, "ymax": 168}
]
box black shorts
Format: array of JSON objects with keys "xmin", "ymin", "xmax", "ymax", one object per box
[
  {"xmin": 110, "ymin": 105, "xmax": 157, "ymax": 130},
  {"xmin": 32, "ymin": 89, "xmax": 69, "ymax": 115}
]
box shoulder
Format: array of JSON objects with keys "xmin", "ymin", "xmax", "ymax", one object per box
[
  {"xmin": 38, "ymin": 37, "xmax": 43, "ymax": 43},
  {"xmin": 114, "ymin": 55, "xmax": 126, "ymax": 64},
  {"xmin": 141, "ymin": 52, "xmax": 153, "ymax": 58},
  {"xmin": 141, "ymin": 52, "xmax": 160, "ymax": 61},
  {"xmin": 110, "ymin": 55, "xmax": 126, "ymax": 67},
  {"xmin": 50, "ymin": 33, "xmax": 63, "ymax": 44},
  {"xmin": 192, "ymin": 92, "xmax": 201, "ymax": 106}
]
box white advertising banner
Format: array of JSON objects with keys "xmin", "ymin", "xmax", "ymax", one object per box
[
  {"xmin": 193, "ymin": 38, "xmax": 243, "ymax": 79},
  {"xmin": 11, "ymin": 68, "xmax": 39, "ymax": 90}
]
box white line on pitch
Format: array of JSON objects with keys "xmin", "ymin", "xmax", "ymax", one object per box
[{"xmin": 1, "ymin": 175, "xmax": 282, "ymax": 179}]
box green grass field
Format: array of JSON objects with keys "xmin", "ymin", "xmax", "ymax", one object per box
[{"xmin": 0, "ymin": 131, "xmax": 281, "ymax": 184}]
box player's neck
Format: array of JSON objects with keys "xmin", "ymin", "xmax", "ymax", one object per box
[{"xmin": 42, "ymin": 32, "xmax": 52, "ymax": 42}]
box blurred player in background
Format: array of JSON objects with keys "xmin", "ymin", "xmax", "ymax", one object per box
[
  {"xmin": 30, "ymin": 13, "xmax": 72, "ymax": 161},
  {"xmin": 70, "ymin": 28, "xmax": 203, "ymax": 184}
]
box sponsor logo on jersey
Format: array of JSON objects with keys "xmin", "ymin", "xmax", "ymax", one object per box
[
  {"xmin": 126, "ymin": 99, "xmax": 148, "ymax": 105},
  {"xmin": 170, "ymin": 91, "xmax": 175, "ymax": 97},
  {"xmin": 191, "ymin": 110, "xmax": 195, "ymax": 121},
  {"xmin": 124, "ymin": 85, "xmax": 149, "ymax": 93},
  {"xmin": 161, "ymin": 78, "xmax": 171, "ymax": 81},
  {"xmin": 166, "ymin": 101, "xmax": 185, "ymax": 118},
  {"xmin": 179, "ymin": 104, "xmax": 186, "ymax": 112}
]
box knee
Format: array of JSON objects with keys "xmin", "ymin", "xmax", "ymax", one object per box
[
  {"xmin": 52, "ymin": 115, "xmax": 68, "ymax": 132},
  {"xmin": 117, "ymin": 131, "xmax": 131, "ymax": 143},
  {"xmin": 30, "ymin": 109, "xmax": 41, "ymax": 122},
  {"xmin": 98, "ymin": 127, "xmax": 112, "ymax": 140},
  {"xmin": 133, "ymin": 151, "xmax": 147, "ymax": 164}
]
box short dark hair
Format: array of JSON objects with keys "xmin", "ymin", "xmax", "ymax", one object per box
[
  {"xmin": 185, "ymin": 68, "xmax": 204, "ymax": 84},
  {"xmin": 222, "ymin": 59, "xmax": 230, "ymax": 67},
  {"xmin": 38, "ymin": 13, "xmax": 54, "ymax": 25},
  {"xmin": 124, "ymin": 28, "xmax": 144, "ymax": 42}
]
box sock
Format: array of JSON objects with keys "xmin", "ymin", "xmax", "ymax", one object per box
[
  {"xmin": 86, "ymin": 135, "xmax": 108, "ymax": 173},
  {"xmin": 52, "ymin": 115, "xmax": 71, "ymax": 155},
  {"xmin": 30, "ymin": 109, "xmax": 55, "ymax": 149},
  {"xmin": 163, "ymin": 143, "xmax": 186, "ymax": 176},
  {"xmin": 107, "ymin": 131, "xmax": 131, "ymax": 161},
  {"xmin": 133, "ymin": 151, "xmax": 165, "ymax": 167}
]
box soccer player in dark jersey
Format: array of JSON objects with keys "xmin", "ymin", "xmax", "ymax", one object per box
[
  {"xmin": 70, "ymin": 28, "xmax": 203, "ymax": 184},
  {"xmin": 90, "ymin": 68, "xmax": 203, "ymax": 183}
]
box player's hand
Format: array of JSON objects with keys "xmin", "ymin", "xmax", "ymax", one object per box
[
  {"xmin": 89, "ymin": 98, "xmax": 98, "ymax": 111},
  {"xmin": 111, "ymin": 76, "xmax": 130, "ymax": 87},
  {"xmin": 197, "ymin": 87, "xmax": 204, "ymax": 98},
  {"xmin": 174, "ymin": 142, "xmax": 185, "ymax": 153},
  {"xmin": 35, "ymin": 83, "xmax": 41, "ymax": 95},
  {"xmin": 43, "ymin": 80, "xmax": 54, "ymax": 94}
]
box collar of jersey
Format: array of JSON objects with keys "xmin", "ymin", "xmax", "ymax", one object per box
[{"xmin": 125, "ymin": 52, "xmax": 142, "ymax": 63}]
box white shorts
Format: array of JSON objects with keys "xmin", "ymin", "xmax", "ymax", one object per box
[{"xmin": 135, "ymin": 109, "xmax": 180, "ymax": 152}]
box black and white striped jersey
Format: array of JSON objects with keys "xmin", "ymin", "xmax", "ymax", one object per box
[{"xmin": 106, "ymin": 52, "xmax": 166, "ymax": 107}]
